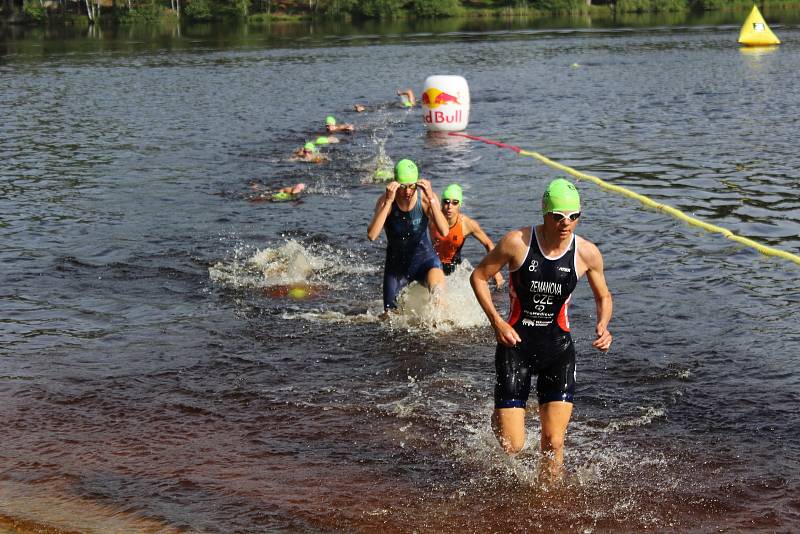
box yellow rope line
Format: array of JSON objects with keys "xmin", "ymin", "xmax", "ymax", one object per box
[{"xmin": 519, "ymin": 149, "xmax": 800, "ymax": 266}]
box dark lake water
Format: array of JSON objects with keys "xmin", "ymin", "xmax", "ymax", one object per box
[{"xmin": 2, "ymin": 10, "xmax": 800, "ymax": 532}]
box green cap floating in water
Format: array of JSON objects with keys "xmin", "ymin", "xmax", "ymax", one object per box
[
  {"xmin": 304, "ymin": 142, "xmax": 317, "ymax": 152},
  {"xmin": 395, "ymin": 159, "xmax": 418, "ymax": 184},
  {"xmin": 442, "ymin": 183, "xmax": 463, "ymax": 203},
  {"xmin": 315, "ymin": 136, "xmax": 329, "ymax": 145},
  {"xmin": 542, "ymin": 178, "xmax": 580, "ymax": 213},
  {"xmin": 325, "ymin": 115, "xmax": 336, "ymax": 126}
]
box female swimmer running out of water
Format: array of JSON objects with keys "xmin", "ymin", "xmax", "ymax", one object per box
[
  {"xmin": 367, "ymin": 159, "xmax": 449, "ymax": 313},
  {"xmin": 429, "ymin": 183, "xmax": 504, "ymax": 288},
  {"xmin": 471, "ymin": 178, "xmax": 612, "ymax": 482}
]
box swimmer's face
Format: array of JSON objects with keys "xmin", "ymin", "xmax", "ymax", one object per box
[
  {"xmin": 326, "ymin": 124, "xmax": 334, "ymax": 133},
  {"xmin": 442, "ymin": 198, "xmax": 460, "ymax": 218},
  {"xmin": 545, "ymin": 209, "xmax": 581, "ymax": 237},
  {"xmin": 398, "ymin": 183, "xmax": 417, "ymax": 199}
]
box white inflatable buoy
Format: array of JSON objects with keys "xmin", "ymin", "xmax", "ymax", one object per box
[{"xmin": 421, "ymin": 75, "xmax": 470, "ymax": 132}]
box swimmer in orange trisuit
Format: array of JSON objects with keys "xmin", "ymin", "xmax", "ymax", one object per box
[{"xmin": 428, "ymin": 183, "xmax": 504, "ymax": 287}]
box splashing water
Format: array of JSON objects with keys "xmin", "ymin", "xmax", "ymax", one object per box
[
  {"xmin": 361, "ymin": 126, "xmax": 395, "ymax": 184},
  {"xmin": 208, "ymin": 239, "xmax": 376, "ymax": 290},
  {"xmin": 388, "ymin": 261, "xmax": 489, "ymax": 333}
]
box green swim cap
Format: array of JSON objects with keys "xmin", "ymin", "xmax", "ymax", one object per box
[
  {"xmin": 272, "ymin": 191, "xmax": 292, "ymax": 202},
  {"xmin": 325, "ymin": 115, "xmax": 336, "ymax": 126},
  {"xmin": 304, "ymin": 142, "xmax": 316, "ymax": 152},
  {"xmin": 542, "ymin": 178, "xmax": 580, "ymax": 213},
  {"xmin": 442, "ymin": 183, "xmax": 463, "ymax": 203},
  {"xmin": 395, "ymin": 159, "xmax": 418, "ymax": 184},
  {"xmin": 375, "ymin": 169, "xmax": 393, "ymax": 181},
  {"xmin": 315, "ymin": 136, "xmax": 329, "ymax": 145}
]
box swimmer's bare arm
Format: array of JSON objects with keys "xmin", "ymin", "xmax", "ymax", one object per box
[
  {"xmin": 471, "ymin": 229, "xmax": 526, "ymax": 347},
  {"xmin": 464, "ymin": 216, "xmax": 505, "ymax": 288},
  {"xmin": 428, "ymin": 218, "xmax": 440, "ymax": 246},
  {"xmin": 577, "ymin": 236, "xmax": 613, "ymax": 352},
  {"xmin": 397, "ymin": 89, "xmax": 415, "ymax": 105},
  {"xmin": 418, "ymin": 179, "xmax": 449, "ymax": 237},
  {"xmin": 367, "ymin": 182, "xmax": 399, "ymax": 241}
]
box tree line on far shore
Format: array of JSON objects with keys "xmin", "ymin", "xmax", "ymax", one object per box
[{"xmin": 0, "ymin": 0, "xmax": 777, "ymax": 25}]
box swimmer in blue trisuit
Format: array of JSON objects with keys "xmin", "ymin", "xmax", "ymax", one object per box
[
  {"xmin": 470, "ymin": 178, "xmax": 613, "ymax": 481},
  {"xmin": 367, "ymin": 159, "xmax": 450, "ymax": 312}
]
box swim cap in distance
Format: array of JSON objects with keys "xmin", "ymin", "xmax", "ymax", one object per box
[
  {"xmin": 325, "ymin": 115, "xmax": 336, "ymax": 125},
  {"xmin": 304, "ymin": 142, "xmax": 316, "ymax": 152},
  {"xmin": 395, "ymin": 159, "xmax": 418, "ymax": 184},
  {"xmin": 375, "ymin": 169, "xmax": 393, "ymax": 181},
  {"xmin": 272, "ymin": 191, "xmax": 292, "ymax": 202},
  {"xmin": 315, "ymin": 136, "xmax": 329, "ymax": 145},
  {"xmin": 442, "ymin": 183, "xmax": 463, "ymax": 203},
  {"xmin": 542, "ymin": 178, "xmax": 580, "ymax": 213}
]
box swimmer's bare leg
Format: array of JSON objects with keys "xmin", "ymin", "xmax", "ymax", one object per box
[
  {"xmin": 492, "ymin": 407, "xmax": 526, "ymax": 454},
  {"xmin": 426, "ymin": 267, "xmax": 446, "ymax": 309},
  {"xmin": 538, "ymin": 401, "xmax": 573, "ymax": 483}
]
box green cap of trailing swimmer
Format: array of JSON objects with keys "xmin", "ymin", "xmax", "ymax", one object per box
[
  {"xmin": 375, "ymin": 168, "xmax": 393, "ymax": 181},
  {"xmin": 542, "ymin": 178, "xmax": 580, "ymax": 213},
  {"xmin": 325, "ymin": 115, "xmax": 336, "ymax": 126},
  {"xmin": 315, "ymin": 136, "xmax": 329, "ymax": 145},
  {"xmin": 304, "ymin": 142, "xmax": 316, "ymax": 152},
  {"xmin": 395, "ymin": 159, "xmax": 418, "ymax": 184},
  {"xmin": 442, "ymin": 183, "xmax": 463, "ymax": 203},
  {"xmin": 272, "ymin": 191, "xmax": 292, "ymax": 202}
]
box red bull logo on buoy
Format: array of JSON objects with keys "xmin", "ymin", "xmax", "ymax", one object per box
[{"xmin": 422, "ymin": 75, "xmax": 469, "ymax": 132}]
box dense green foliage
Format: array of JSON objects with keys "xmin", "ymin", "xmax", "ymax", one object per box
[
  {"xmin": 184, "ymin": 0, "xmax": 213, "ymax": 19},
  {"xmin": 22, "ymin": 0, "xmax": 46, "ymax": 20},
  {"xmin": 118, "ymin": 1, "xmax": 168, "ymax": 22},
  {"xmin": 4, "ymin": 0, "xmax": 799, "ymax": 23},
  {"xmin": 534, "ymin": 0, "xmax": 589, "ymax": 13},
  {"xmin": 616, "ymin": 0, "xmax": 687, "ymax": 13}
]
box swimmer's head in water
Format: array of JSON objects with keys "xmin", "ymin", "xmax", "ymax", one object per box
[
  {"xmin": 395, "ymin": 159, "xmax": 418, "ymax": 184},
  {"xmin": 315, "ymin": 136, "xmax": 329, "ymax": 145},
  {"xmin": 442, "ymin": 183, "xmax": 463, "ymax": 206},
  {"xmin": 542, "ymin": 178, "xmax": 580, "ymax": 214},
  {"xmin": 325, "ymin": 116, "xmax": 336, "ymax": 126},
  {"xmin": 303, "ymin": 142, "xmax": 317, "ymax": 153}
]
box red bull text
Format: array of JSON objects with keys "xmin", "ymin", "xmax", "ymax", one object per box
[
  {"xmin": 423, "ymin": 108, "xmax": 465, "ymax": 125},
  {"xmin": 422, "ymin": 88, "xmax": 465, "ymax": 126}
]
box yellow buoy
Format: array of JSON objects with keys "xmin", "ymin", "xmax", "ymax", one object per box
[{"xmin": 738, "ymin": 5, "xmax": 780, "ymax": 46}]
